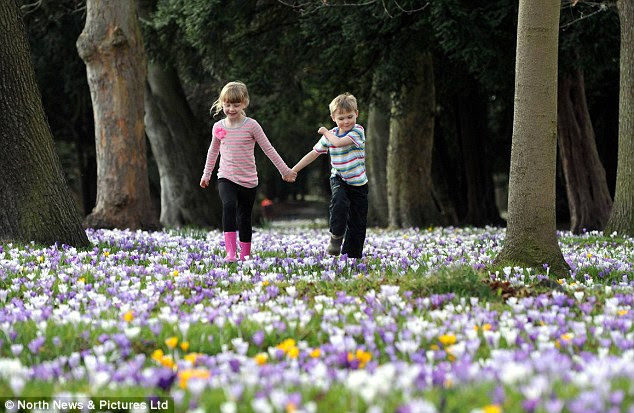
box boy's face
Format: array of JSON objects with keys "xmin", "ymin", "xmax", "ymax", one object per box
[{"xmin": 331, "ymin": 109, "xmax": 358, "ymax": 133}]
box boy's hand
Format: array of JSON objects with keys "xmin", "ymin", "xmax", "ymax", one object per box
[
  {"xmin": 283, "ymin": 170, "xmax": 297, "ymax": 182},
  {"xmin": 318, "ymin": 126, "xmax": 329, "ymax": 135},
  {"xmin": 200, "ymin": 176, "xmax": 210, "ymax": 188}
]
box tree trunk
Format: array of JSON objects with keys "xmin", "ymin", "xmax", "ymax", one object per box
[
  {"xmin": 76, "ymin": 0, "xmax": 159, "ymax": 230},
  {"xmin": 137, "ymin": 0, "xmax": 221, "ymax": 228},
  {"xmin": 387, "ymin": 52, "xmax": 445, "ymax": 228},
  {"xmin": 557, "ymin": 69, "xmax": 612, "ymax": 234},
  {"xmin": 366, "ymin": 75, "xmax": 390, "ymax": 228},
  {"xmin": 605, "ymin": 0, "xmax": 634, "ymax": 236},
  {"xmin": 0, "ymin": 0, "xmax": 89, "ymax": 247},
  {"xmin": 493, "ymin": 0, "xmax": 569, "ymax": 274},
  {"xmin": 455, "ymin": 79, "xmax": 503, "ymax": 226},
  {"xmin": 144, "ymin": 65, "xmax": 222, "ymax": 228}
]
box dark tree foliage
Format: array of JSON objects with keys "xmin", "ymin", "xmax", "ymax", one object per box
[
  {"xmin": 146, "ymin": 1, "xmax": 322, "ymax": 200},
  {"xmin": 145, "ymin": 1, "xmax": 436, "ymax": 196},
  {"xmin": 21, "ymin": 0, "xmax": 620, "ymax": 223}
]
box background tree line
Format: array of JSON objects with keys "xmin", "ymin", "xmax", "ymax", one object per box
[
  {"xmin": 19, "ymin": 0, "xmax": 621, "ymax": 232},
  {"xmin": 3, "ymin": 0, "xmax": 628, "ymax": 259}
]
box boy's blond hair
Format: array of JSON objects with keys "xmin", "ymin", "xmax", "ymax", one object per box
[
  {"xmin": 329, "ymin": 93, "xmax": 357, "ymax": 115},
  {"xmin": 211, "ymin": 81, "xmax": 250, "ymax": 116}
]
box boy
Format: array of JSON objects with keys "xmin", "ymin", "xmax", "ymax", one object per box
[{"xmin": 291, "ymin": 93, "xmax": 368, "ymax": 258}]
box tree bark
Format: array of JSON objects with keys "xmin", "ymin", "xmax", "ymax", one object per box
[
  {"xmin": 77, "ymin": 0, "xmax": 159, "ymax": 230},
  {"xmin": 387, "ymin": 52, "xmax": 445, "ymax": 228},
  {"xmin": 605, "ymin": 0, "xmax": 634, "ymax": 236},
  {"xmin": 137, "ymin": 0, "xmax": 221, "ymax": 228},
  {"xmin": 493, "ymin": 0, "xmax": 569, "ymax": 274},
  {"xmin": 455, "ymin": 80, "xmax": 503, "ymax": 226},
  {"xmin": 144, "ymin": 65, "xmax": 222, "ymax": 228},
  {"xmin": 557, "ymin": 69, "xmax": 612, "ymax": 234},
  {"xmin": 0, "ymin": 0, "xmax": 89, "ymax": 247},
  {"xmin": 366, "ymin": 75, "xmax": 390, "ymax": 228}
]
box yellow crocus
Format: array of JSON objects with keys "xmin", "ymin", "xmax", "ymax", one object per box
[
  {"xmin": 254, "ymin": 353, "xmax": 268, "ymax": 365},
  {"xmin": 439, "ymin": 334, "xmax": 457, "ymax": 346},
  {"xmin": 276, "ymin": 338, "xmax": 296, "ymax": 354},
  {"xmin": 151, "ymin": 349, "xmax": 164, "ymax": 361},
  {"xmin": 123, "ymin": 311, "xmax": 134, "ymax": 323},
  {"xmin": 178, "ymin": 368, "xmax": 210, "ymax": 389},
  {"xmin": 287, "ymin": 347, "xmax": 299, "ymax": 359},
  {"xmin": 160, "ymin": 355, "xmax": 175, "ymax": 369},
  {"xmin": 165, "ymin": 336, "xmax": 178, "ymax": 349},
  {"xmin": 483, "ymin": 405, "xmax": 502, "ymax": 413},
  {"xmin": 184, "ymin": 353, "xmax": 198, "ymax": 365},
  {"xmin": 355, "ymin": 349, "xmax": 372, "ymax": 368}
]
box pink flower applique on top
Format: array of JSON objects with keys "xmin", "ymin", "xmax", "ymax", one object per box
[{"xmin": 214, "ymin": 125, "xmax": 227, "ymax": 140}]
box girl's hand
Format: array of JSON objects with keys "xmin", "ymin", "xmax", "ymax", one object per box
[
  {"xmin": 283, "ymin": 170, "xmax": 297, "ymax": 182},
  {"xmin": 200, "ymin": 176, "xmax": 210, "ymax": 188},
  {"xmin": 318, "ymin": 126, "xmax": 329, "ymax": 135}
]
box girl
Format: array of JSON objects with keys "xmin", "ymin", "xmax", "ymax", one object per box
[{"xmin": 200, "ymin": 81, "xmax": 296, "ymax": 261}]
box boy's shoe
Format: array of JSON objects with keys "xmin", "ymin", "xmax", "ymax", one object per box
[{"xmin": 327, "ymin": 235, "xmax": 343, "ymax": 256}]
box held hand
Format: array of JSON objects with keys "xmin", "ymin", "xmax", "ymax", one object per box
[
  {"xmin": 200, "ymin": 176, "xmax": 210, "ymax": 188},
  {"xmin": 283, "ymin": 170, "xmax": 297, "ymax": 183},
  {"xmin": 318, "ymin": 126, "xmax": 329, "ymax": 135}
]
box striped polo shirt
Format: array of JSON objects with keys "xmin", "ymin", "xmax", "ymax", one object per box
[
  {"xmin": 313, "ymin": 124, "xmax": 368, "ymax": 186},
  {"xmin": 202, "ymin": 117, "xmax": 292, "ymax": 188}
]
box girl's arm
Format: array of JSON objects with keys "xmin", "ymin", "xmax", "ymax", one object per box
[
  {"xmin": 292, "ymin": 150, "xmax": 320, "ymax": 173},
  {"xmin": 200, "ymin": 137, "xmax": 221, "ymax": 187}
]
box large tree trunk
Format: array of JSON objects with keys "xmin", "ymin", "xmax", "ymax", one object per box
[
  {"xmin": 605, "ymin": 0, "xmax": 634, "ymax": 236},
  {"xmin": 0, "ymin": 0, "xmax": 89, "ymax": 247},
  {"xmin": 493, "ymin": 0, "xmax": 569, "ymax": 274},
  {"xmin": 455, "ymin": 79, "xmax": 503, "ymax": 226},
  {"xmin": 387, "ymin": 52, "xmax": 445, "ymax": 228},
  {"xmin": 365, "ymin": 75, "xmax": 390, "ymax": 228},
  {"xmin": 77, "ymin": 0, "xmax": 159, "ymax": 230},
  {"xmin": 137, "ymin": 0, "xmax": 221, "ymax": 228},
  {"xmin": 557, "ymin": 69, "xmax": 612, "ymax": 234}
]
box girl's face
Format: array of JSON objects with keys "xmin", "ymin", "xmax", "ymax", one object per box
[
  {"xmin": 222, "ymin": 101, "xmax": 247, "ymax": 121},
  {"xmin": 331, "ymin": 110, "xmax": 358, "ymax": 133}
]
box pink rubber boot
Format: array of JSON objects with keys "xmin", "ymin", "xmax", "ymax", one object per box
[
  {"xmin": 239, "ymin": 241, "xmax": 251, "ymax": 260},
  {"xmin": 224, "ymin": 232, "xmax": 237, "ymax": 262}
]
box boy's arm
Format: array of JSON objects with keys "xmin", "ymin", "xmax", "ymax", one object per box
[
  {"xmin": 292, "ymin": 150, "xmax": 321, "ymax": 173},
  {"xmin": 318, "ymin": 127, "xmax": 354, "ymax": 148}
]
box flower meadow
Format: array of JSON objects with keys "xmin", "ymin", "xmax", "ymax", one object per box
[{"xmin": 0, "ymin": 226, "xmax": 633, "ymax": 413}]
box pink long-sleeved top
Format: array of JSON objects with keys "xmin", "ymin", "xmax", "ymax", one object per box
[{"xmin": 202, "ymin": 117, "xmax": 291, "ymax": 188}]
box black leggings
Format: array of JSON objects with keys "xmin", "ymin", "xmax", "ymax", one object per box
[{"xmin": 217, "ymin": 178, "xmax": 258, "ymax": 242}]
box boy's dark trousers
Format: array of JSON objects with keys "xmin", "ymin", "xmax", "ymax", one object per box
[{"xmin": 329, "ymin": 176, "xmax": 368, "ymax": 258}]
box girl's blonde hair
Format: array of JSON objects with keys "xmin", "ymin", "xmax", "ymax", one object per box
[{"xmin": 210, "ymin": 81, "xmax": 250, "ymax": 116}]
